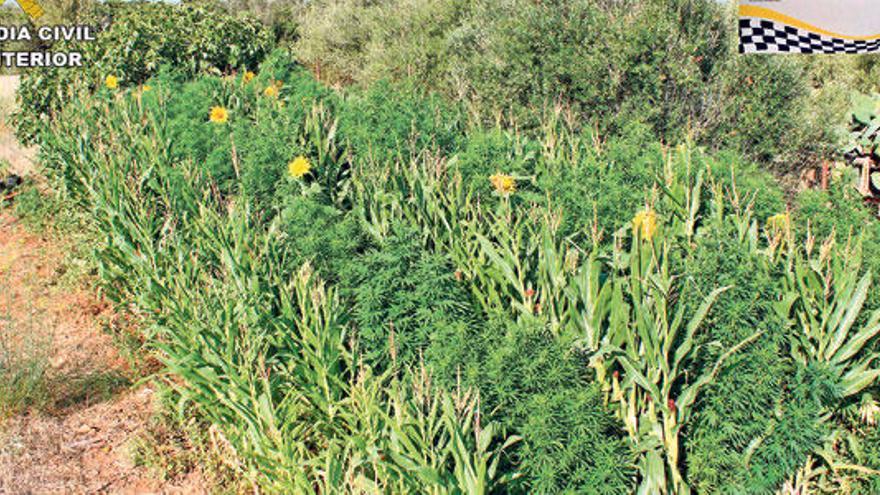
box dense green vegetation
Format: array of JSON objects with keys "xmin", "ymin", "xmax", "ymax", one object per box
[
  {"xmin": 292, "ymin": 0, "xmax": 855, "ymax": 169},
  {"xmin": 11, "ymin": 0, "xmax": 271, "ymax": 143},
  {"xmin": 9, "ymin": 0, "xmax": 880, "ymax": 492}
]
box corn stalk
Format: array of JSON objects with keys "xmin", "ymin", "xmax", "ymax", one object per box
[
  {"xmin": 600, "ymin": 224, "xmax": 762, "ymax": 494},
  {"xmin": 782, "ymin": 237, "xmax": 880, "ymax": 398}
]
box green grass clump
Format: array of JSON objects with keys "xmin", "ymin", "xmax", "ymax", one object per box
[{"xmin": 0, "ymin": 320, "xmax": 50, "ymax": 418}]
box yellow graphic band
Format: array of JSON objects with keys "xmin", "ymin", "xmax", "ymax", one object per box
[
  {"xmin": 739, "ymin": 4, "xmax": 880, "ymax": 41},
  {"xmin": 15, "ymin": 0, "xmax": 44, "ymax": 19}
]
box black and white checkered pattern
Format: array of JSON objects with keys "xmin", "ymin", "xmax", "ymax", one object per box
[{"xmin": 740, "ymin": 18, "xmax": 880, "ymax": 54}]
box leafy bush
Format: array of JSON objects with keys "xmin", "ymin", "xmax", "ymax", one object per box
[
  {"xmin": 340, "ymin": 225, "xmax": 473, "ymax": 366},
  {"xmin": 292, "ymin": 0, "xmax": 834, "ymax": 167},
  {"xmin": 277, "ymin": 197, "xmax": 363, "ymax": 279},
  {"xmin": 434, "ymin": 317, "xmax": 633, "ymax": 494},
  {"xmin": 516, "ymin": 386, "xmax": 634, "ymax": 494},
  {"xmin": 13, "ymin": 1, "xmax": 272, "ymax": 143},
  {"xmin": 337, "ymin": 79, "xmax": 464, "ymax": 165},
  {"xmin": 682, "ymin": 220, "xmax": 825, "ymax": 494}
]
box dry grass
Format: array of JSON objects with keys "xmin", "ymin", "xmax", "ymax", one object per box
[{"xmin": 0, "ymin": 213, "xmax": 206, "ymax": 493}]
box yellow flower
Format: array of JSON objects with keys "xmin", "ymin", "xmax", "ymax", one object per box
[
  {"xmin": 105, "ymin": 75, "xmax": 118, "ymax": 90},
  {"xmin": 244, "ymin": 71, "xmax": 256, "ymax": 83},
  {"xmin": 489, "ymin": 173, "xmax": 516, "ymax": 195},
  {"xmin": 209, "ymin": 106, "xmax": 229, "ymax": 124},
  {"xmin": 263, "ymin": 85, "xmax": 279, "ymax": 98},
  {"xmin": 632, "ymin": 208, "xmax": 658, "ymax": 241},
  {"xmin": 766, "ymin": 212, "xmax": 790, "ymax": 233},
  {"xmin": 142, "ymin": 84, "xmax": 152, "ymax": 92},
  {"xmin": 288, "ymin": 156, "xmax": 311, "ymax": 179}
]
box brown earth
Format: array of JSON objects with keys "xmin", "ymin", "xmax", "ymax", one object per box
[{"xmin": 0, "ymin": 75, "xmax": 204, "ymax": 494}]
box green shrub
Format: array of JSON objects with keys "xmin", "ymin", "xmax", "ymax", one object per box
[
  {"xmin": 292, "ymin": 0, "xmax": 830, "ymax": 166},
  {"xmin": 517, "ymin": 386, "xmax": 634, "ymax": 494},
  {"xmin": 427, "ymin": 315, "xmax": 634, "ymax": 493},
  {"xmin": 340, "ymin": 225, "xmax": 473, "ymax": 367},
  {"xmin": 162, "ymin": 75, "xmax": 238, "ymax": 188},
  {"xmin": 13, "ymin": 1, "xmax": 271, "ymax": 143},
  {"xmin": 683, "ymin": 221, "xmax": 823, "ymax": 494},
  {"xmin": 277, "ymin": 196, "xmax": 363, "ymax": 280},
  {"xmin": 737, "ymin": 365, "xmax": 833, "ymax": 494},
  {"xmin": 478, "ymin": 318, "xmax": 633, "ymax": 494},
  {"xmin": 704, "ymin": 56, "xmax": 814, "ymax": 166},
  {"xmin": 337, "ymin": 79, "xmax": 465, "ymax": 165},
  {"xmin": 294, "ymin": 0, "xmax": 469, "ymax": 86}
]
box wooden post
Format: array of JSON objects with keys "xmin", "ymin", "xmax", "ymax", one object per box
[
  {"xmin": 857, "ymin": 156, "xmax": 873, "ymax": 197},
  {"xmin": 821, "ymin": 161, "xmax": 829, "ymax": 190}
]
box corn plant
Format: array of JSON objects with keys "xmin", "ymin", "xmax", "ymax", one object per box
[
  {"xmin": 299, "ymin": 101, "xmax": 351, "ymax": 208},
  {"xmin": 782, "ymin": 236, "xmax": 880, "ymax": 399},
  {"xmin": 600, "ymin": 216, "xmax": 762, "ymax": 494}
]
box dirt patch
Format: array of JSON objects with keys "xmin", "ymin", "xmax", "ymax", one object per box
[{"xmin": 0, "ymin": 214, "xmax": 204, "ymax": 494}]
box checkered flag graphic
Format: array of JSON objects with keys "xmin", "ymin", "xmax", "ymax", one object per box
[{"xmin": 740, "ymin": 18, "xmax": 880, "ymax": 54}]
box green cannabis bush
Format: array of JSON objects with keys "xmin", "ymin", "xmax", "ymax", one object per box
[
  {"xmin": 277, "ymin": 196, "xmax": 363, "ymax": 279},
  {"xmin": 425, "ymin": 314, "xmax": 633, "ymax": 493},
  {"xmin": 683, "ymin": 221, "xmax": 802, "ymax": 493},
  {"xmin": 478, "ymin": 320, "xmax": 633, "ymax": 493},
  {"xmin": 340, "ymin": 225, "xmax": 473, "ymax": 366},
  {"xmin": 337, "ymin": 79, "xmax": 464, "ymax": 165}
]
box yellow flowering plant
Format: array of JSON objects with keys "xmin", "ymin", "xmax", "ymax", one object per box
[
  {"xmin": 209, "ymin": 106, "xmax": 229, "ymax": 124},
  {"xmin": 104, "ymin": 75, "xmax": 118, "ymax": 90},
  {"xmin": 288, "ymin": 156, "xmax": 312, "ymax": 179},
  {"xmin": 489, "ymin": 173, "xmax": 516, "ymax": 196},
  {"xmin": 632, "ymin": 208, "xmax": 657, "ymax": 241}
]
